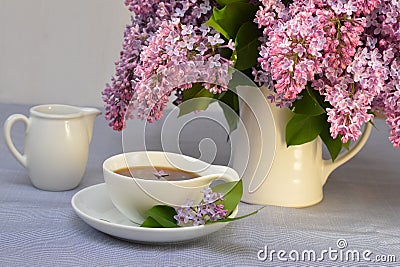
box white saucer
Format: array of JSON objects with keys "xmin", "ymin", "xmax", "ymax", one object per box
[{"xmin": 71, "ymin": 183, "xmax": 238, "ymax": 243}]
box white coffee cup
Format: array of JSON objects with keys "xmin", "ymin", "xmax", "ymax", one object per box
[{"xmin": 103, "ymin": 151, "xmax": 240, "ymax": 224}]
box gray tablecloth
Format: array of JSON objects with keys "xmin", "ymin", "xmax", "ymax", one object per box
[{"xmin": 1, "ymin": 103, "xmax": 400, "ymax": 266}]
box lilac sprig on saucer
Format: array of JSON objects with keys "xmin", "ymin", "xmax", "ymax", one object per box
[
  {"xmin": 140, "ymin": 180, "xmax": 262, "ymax": 228},
  {"xmin": 174, "ymin": 188, "xmax": 229, "ymax": 226}
]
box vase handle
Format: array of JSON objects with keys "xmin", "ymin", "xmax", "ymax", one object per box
[{"xmin": 321, "ymin": 122, "xmax": 373, "ymax": 185}]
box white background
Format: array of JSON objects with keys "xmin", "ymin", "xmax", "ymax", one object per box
[{"xmin": 0, "ymin": 0, "xmax": 130, "ymax": 106}]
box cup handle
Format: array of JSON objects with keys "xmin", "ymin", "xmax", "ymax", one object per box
[
  {"xmin": 321, "ymin": 122, "xmax": 373, "ymax": 184},
  {"xmin": 3, "ymin": 114, "xmax": 29, "ymax": 168},
  {"xmin": 211, "ymin": 165, "xmax": 240, "ymax": 183}
]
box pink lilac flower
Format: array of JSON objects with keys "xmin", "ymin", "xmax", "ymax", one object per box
[
  {"xmin": 134, "ymin": 20, "xmax": 234, "ymax": 121},
  {"xmin": 256, "ymin": 0, "xmax": 399, "ymax": 146},
  {"xmin": 366, "ymin": 0, "xmax": 400, "ymax": 147},
  {"xmin": 256, "ymin": 1, "xmax": 326, "ymax": 102},
  {"xmin": 322, "ymin": 46, "xmax": 387, "ymax": 143},
  {"xmin": 174, "ymin": 188, "xmax": 228, "ymax": 226}
]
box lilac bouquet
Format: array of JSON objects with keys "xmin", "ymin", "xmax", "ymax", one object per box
[{"xmin": 103, "ymin": 0, "xmax": 400, "ymax": 158}]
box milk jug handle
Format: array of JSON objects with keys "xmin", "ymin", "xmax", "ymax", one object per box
[
  {"xmin": 322, "ymin": 122, "xmax": 373, "ymax": 185},
  {"xmin": 3, "ymin": 114, "xmax": 29, "ymax": 168}
]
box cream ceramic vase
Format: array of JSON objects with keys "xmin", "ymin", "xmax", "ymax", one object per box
[{"xmin": 231, "ymin": 86, "xmax": 372, "ymax": 207}]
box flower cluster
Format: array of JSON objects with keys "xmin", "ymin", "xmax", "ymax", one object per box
[
  {"xmin": 174, "ymin": 188, "xmax": 228, "ymax": 226},
  {"xmin": 134, "ymin": 21, "xmax": 234, "ymax": 122},
  {"xmin": 366, "ymin": 0, "xmax": 400, "ymax": 148},
  {"xmin": 255, "ymin": 0, "xmax": 400, "ymax": 145},
  {"xmin": 104, "ymin": 0, "xmax": 400, "ymax": 148},
  {"xmin": 102, "ymin": 0, "xmax": 234, "ymax": 130}
]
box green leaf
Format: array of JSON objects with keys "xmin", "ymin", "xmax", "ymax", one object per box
[
  {"xmin": 217, "ymin": 89, "xmax": 240, "ymax": 134},
  {"xmin": 307, "ymin": 83, "xmax": 331, "ymax": 110},
  {"xmin": 179, "ymin": 84, "xmax": 241, "ymax": 134},
  {"xmin": 178, "ymin": 98, "xmax": 215, "ymax": 117},
  {"xmin": 219, "ymin": 103, "xmax": 238, "ymax": 134},
  {"xmin": 219, "ymin": 46, "xmax": 234, "ymax": 60},
  {"xmin": 205, "ymin": 3, "xmax": 258, "ymax": 39},
  {"xmin": 216, "ymin": 0, "xmax": 248, "ymax": 6},
  {"xmin": 286, "ymin": 113, "xmax": 325, "ymax": 146},
  {"xmin": 178, "ymin": 84, "xmax": 216, "ymax": 117},
  {"xmin": 205, "ymin": 13, "xmax": 230, "ymax": 39},
  {"xmin": 141, "ymin": 216, "xmax": 163, "ymax": 228},
  {"xmin": 342, "ymin": 140, "xmax": 351, "ymax": 150},
  {"xmin": 233, "ymin": 22, "xmax": 261, "ymax": 70},
  {"xmin": 319, "ymin": 119, "xmax": 343, "ymax": 161},
  {"xmin": 368, "ymin": 119, "xmax": 377, "ymax": 130},
  {"xmin": 212, "ymin": 180, "xmax": 243, "ymax": 215},
  {"xmin": 181, "ymin": 83, "xmax": 214, "ymax": 102},
  {"xmin": 214, "ymin": 207, "xmax": 264, "ymax": 223},
  {"xmin": 227, "ymin": 70, "xmax": 257, "ymax": 89},
  {"xmin": 291, "ymin": 86, "xmax": 325, "ymax": 115},
  {"xmin": 141, "ymin": 205, "xmax": 179, "ymax": 228}
]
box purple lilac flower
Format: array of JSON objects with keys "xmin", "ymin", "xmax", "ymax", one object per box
[
  {"xmin": 174, "ymin": 188, "xmax": 228, "ymax": 226},
  {"xmin": 153, "ymin": 170, "xmax": 169, "ymax": 179},
  {"xmin": 102, "ymin": 0, "xmax": 215, "ymax": 130}
]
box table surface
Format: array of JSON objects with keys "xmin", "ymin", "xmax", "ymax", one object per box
[{"xmin": 1, "ymin": 103, "xmax": 400, "ymax": 267}]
